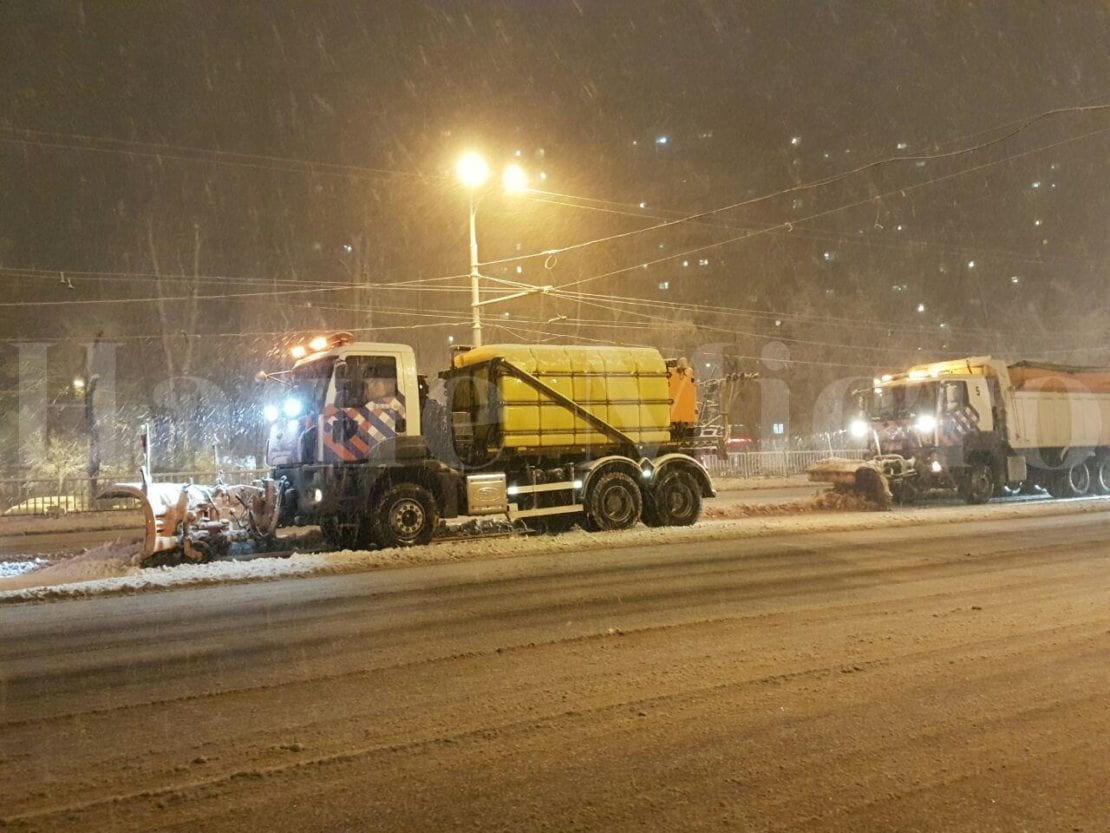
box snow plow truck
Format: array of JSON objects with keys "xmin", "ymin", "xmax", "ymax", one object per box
[
  {"xmin": 106, "ymin": 333, "xmax": 715, "ymax": 564},
  {"xmin": 811, "ymin": 355, "xmax": 1110, "ymax": 505}
]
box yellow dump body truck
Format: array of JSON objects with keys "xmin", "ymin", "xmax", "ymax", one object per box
[
  {"xmin": 106, "ymin": 336, "xmax": 715, "ymax": 564},
  {"xmin": 816, "ymin": 355, "xmax": 1110, "ymax": 504}
]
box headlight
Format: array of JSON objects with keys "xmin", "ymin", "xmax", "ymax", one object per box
[
  {"xmin": 849, "ymin": 419, "xmax": 869, "ymax": 439},
  {"xmin": 263, "ymin": 404, "xmax": 279, "ymax": 423},
  {"xmin": 914, "ymin": 414, "xmax": 937, "ymax": 433},
  {"xmin": 283, "ymin": 398, "xmax": 303, "ymax": 418}
]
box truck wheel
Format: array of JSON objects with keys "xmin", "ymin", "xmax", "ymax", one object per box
[
  {"xmin": 1048, "ymin": 463, "xmax": 1091, "ymax": 498},
  {"xmin": 960, "ymin": 464, "xmax": 994, "ymax": 505},
  {"xmin": 370, "ymin": 483, "xmax": 439, "ymax": 548},
  {"xmin": 643, "ymin": 470, "xmax": 702, "ymax": 527},
  {"xmin": 584, "ymin": 471, "xmax": 642, "ymax": 532},
  {"xmin": 1089, "ymin": 455, "xmax": 1110, "ymax": 495}
]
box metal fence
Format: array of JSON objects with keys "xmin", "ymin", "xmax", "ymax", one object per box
[
  {"xmin": 700, "ymin": 449, "xmax": 868, "ymax": 479},
  {"xmin": 0, "ymin": 470, "xmax": 270, "ymax": 517},
  {"xmin": 0, "ymin": 452, "xmax": 866, "ymax": 515}
]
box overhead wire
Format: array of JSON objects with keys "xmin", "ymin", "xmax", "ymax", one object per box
[
  {"xmin": 555, "ymin": 124, "xmax": 1110, "ymax": 290},
  {"xmin": 479, "ymin": 103, "xmax": 1110, "ymax": 269},
  {"xmin": 0, "ymin": 126, "xmax": 437, "ymax": 184}
]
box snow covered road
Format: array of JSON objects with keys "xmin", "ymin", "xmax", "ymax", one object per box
[{"xmin": 1, "ymin": 507, "xmax": 1108, "ymax": 832}]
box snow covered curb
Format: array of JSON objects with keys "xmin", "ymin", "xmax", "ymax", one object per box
[
  {"xmin": 711, "ymin": 475, "xmax": 815, "ymax": 491},
  {"xmin": 0, "ymin": 510, "xmax": 144, "ymax": 537},
  {"xmin": 2, "ymin": 496, "xmax": 1109, "ymax": 604}
]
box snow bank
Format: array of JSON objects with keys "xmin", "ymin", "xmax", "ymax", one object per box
[
  {"xmin": 2, "ymin": 497, "xmax": 1108, "ymax": 604},
  {"xmin": 0, "ymin": 558, "xmax": 48, "ymax": 579},
  {"xmin": 0, "ymin": 540, "xmax": 144, "ymax": 592},
  {"xmin": 704, "ymin": 489, "xmax": 883, "ymax": 518}
]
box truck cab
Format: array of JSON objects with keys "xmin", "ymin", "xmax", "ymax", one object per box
[
  {"xmin": 852, "ymin": 359, "xmax": 1006, "ymax": 503},
  {"xmin": 261, "ymin": 334, "xmax": 458, "ymax": 543},
  {"xmin": 265, "ymin": 335, "xmax": 423, "ymax": 468}
]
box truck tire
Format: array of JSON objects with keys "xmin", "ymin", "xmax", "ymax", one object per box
[
  {"xmin": 584, "ymin": 470, "xmax": 642, "ymax": 532},
  {"xmin": 959, "ymin": 463, "xmax": 994, "ymax": 505},
  {"xmin": 642, "ymin": 470, "xmax": 702, "ymax": 527},
  {"xmin": 369, "ymin": 483, "xmax": 439, "ymax": 548},
  {"xmin": 1089, "ymin": 455, "xmax": 1110, "ymax": 495},
  {"xmin": 1048, "ymin": 463, "xmax": 1091, "ymax": 498}
]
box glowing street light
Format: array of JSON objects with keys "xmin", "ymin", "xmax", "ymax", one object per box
[
  {"xmin": 502, "ymin": 163, "xmax": 528, "ymax": 193},
  {"xmin": 457, "ymin": 152, "xmax": 530, "ymax": 347},
  {"xmin": 456, "ymin": 151, "xmax": 490, "ymax": 190}
]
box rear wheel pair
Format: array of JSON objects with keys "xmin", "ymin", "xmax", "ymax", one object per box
[
  {"xmin": 581, "ymin": 468, "xmax": 701, "ymax": 531},
  {"xmin": 1047, "ymin": 462, "xmax": 1093, "ymax": 499}
]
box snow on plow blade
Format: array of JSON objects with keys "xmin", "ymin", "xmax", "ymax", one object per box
[
  {"xmin": 99, "ymin": 479, "xmax": 283, "ymax": 565},
  {"xmin": 808, "ymin": 458, "xmax": 892, "ymax": 509}
]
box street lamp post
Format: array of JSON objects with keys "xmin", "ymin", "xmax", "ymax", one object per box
[
  {"xmin": 457, "ymin": 151, "xmax": 529, "ymax": 348},
  {"xmin": 467, "ymin": 191, "xmax": 482, "ymax": 346}
]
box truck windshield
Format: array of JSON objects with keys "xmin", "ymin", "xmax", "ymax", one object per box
[
  {"xmin": 868, "ymin": 382, "xmax": 938, "ymax": 421},
  {"xmin": 289, "ymin": 356, "xmax": 336, "ymax": 413}
]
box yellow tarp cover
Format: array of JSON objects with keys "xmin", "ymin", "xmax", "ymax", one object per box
[{"xmin": 453, "ymin": 344, "xmax": 672, "ymax": 448}]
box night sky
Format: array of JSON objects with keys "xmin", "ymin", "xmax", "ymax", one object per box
[{"xmin": 1, "ymin": 1, "xmax": 1108, "ymax": 463}]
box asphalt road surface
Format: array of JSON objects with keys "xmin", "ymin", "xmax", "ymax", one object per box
[{"xmin": 2, "ymin": 509, "xmax": 1108, "ymax": 832}]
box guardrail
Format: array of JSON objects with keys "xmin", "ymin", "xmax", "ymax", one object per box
[
  {"xmin": 0, "ymin": 470, "xmax": 270, "ymax": 517},
  {"xmin": 700, "ymin": 449, "xmax": 868, "ymax": 479}
]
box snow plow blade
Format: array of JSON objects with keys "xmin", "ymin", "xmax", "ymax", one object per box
[
  {"xmin": 99, "ymin": 478, "xmax": 283, "ymax": 566},
  {"xmin": 808, "ymin": 458, "xmax": 892, "ymax": 509}
]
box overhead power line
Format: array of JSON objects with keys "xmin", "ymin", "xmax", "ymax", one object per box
[
  {"xmin": 0, "ymin": 126, "xmax": 435, "ymax": 184},
  {"xmin": 480, "ymin": 102, "xmax": 1110, "ymax": 269},
  {"xmin": 556, "ymin": 124, "xmax": 1110, "ymax": 290}
]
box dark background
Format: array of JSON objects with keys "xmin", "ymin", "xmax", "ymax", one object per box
[{"xmin": 1, "ymin": 1, "xmax": 1107, "ymax": 468}]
